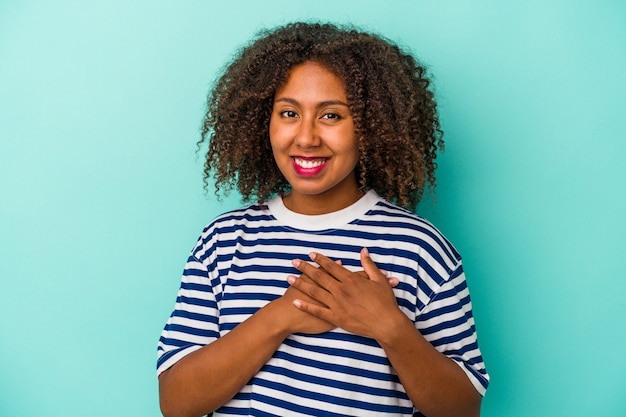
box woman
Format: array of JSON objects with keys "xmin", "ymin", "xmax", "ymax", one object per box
[{"xmin": 157, "ymin": 22, "xmax": 489, "ymax": 417}]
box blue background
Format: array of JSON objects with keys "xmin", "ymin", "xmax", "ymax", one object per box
[{"xmin": 1, "ymin": 1, "xmax": 625, "ymax": 416}]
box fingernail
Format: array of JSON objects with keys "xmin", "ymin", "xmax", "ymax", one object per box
[
  {"xmin": 292, "ymin": 259, "xmax": 301, "ymax": 268},
  {"xmin": 293, "ymin": 300, "xmax": 302, "ymax": 308},
  {"xmin": 362, "ymin": 247, "xmax": 369, "ymax": 256},
  {"xmin": 309, "ymin": 252, "xmax": 317, "ymax": 261},
  {"xmin": 287, "ymin": 275, "xmax": 296, "ymax": 284}
]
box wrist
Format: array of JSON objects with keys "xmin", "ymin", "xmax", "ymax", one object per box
[
  {"xmin": 375, "ymin": 308, "xmax": 417, "ymax": 348},
  {"xmin": 259, "ymin": 297, "xmax": 293, "ymax": 339}
]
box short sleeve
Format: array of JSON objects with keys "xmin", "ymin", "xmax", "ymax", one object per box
[
  {"xmin": 416, "ymin": 263, "xmax": 490, "ymax": 395},
  {"xmin": 156, "ymin": 253, "xmax": 221, "ymax": 376}
]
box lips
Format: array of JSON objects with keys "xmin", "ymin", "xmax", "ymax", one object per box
[{"xmin": 291, "ymin": 156, "xmax": 329, "ymax": 176}]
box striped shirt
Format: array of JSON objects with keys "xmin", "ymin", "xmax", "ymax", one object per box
[{"xmin": 157, "ymin": 190, "xmax": 489, "ymax": 416}]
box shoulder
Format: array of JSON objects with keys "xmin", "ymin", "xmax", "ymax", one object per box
[
  {"xmin": 203, "ymin": 202, "xmax": 273, "ymax": 232},
  {"xmin": 364, "ymin": 198, "xmax": 461, "ymax": 265},
  {"xmin": 192, "ymin": 202, "xmax": 274, "ymax": 259}
]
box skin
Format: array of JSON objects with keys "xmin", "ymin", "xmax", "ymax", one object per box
[
  {"xmin": 159, "ymin": 60, "xmax": 481, "ymax": 417},
  {"xmin": 269, "ymin": 61, "xmax": 363, "ymax": 215}
]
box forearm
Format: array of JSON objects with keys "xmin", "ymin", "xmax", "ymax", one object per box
[
  {"xmin": 377, "ymin": 312, "xmax": 481, "ymax": 417},
  {"xmin": 159, "ymin": 301, "xmax": 290, "ymax": 417}
]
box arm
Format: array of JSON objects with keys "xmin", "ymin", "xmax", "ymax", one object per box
[
  {"xmin": 159, "ymin": 280, "xmax": 334, "ymax": 417},
  {"xmin": 374, "ymin": 306, "xmax": 482, "ymax": 417},
  {"xmin": 288, "ymin": 249, "xmax": 482, "ymax": 417}
]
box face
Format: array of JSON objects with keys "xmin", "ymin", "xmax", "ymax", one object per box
[{"xmin": 269, "ymin": 61, "xmax": 361, "ymax": 214}]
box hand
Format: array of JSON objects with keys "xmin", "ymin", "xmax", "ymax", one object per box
[
  {"xmin": 270, "ymin": 272, "xmax": 336, "ymax": 335},
  {"xmin": 287, "ymin": 248, "xmax": 405, "ymax": 340}
]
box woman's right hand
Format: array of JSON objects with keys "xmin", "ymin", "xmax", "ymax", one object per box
[
  {"xmin": 271, "ymin": 274, "xmax": 336, "ymax": 334},
  {"xmin": 272, "ymin": 258, "xmax": 399, "ymax": 336}
]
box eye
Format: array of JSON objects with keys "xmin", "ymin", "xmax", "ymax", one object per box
[
  {"xmin": 321, "ymin": 112, "xmax": 341, "ymax": 120},
  {"xmin": 280, "ymin": 110, "xmax": 298, "ymax": 118}
]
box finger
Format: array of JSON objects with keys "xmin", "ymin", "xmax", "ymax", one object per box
[
  {"xmin": 293, "ymin": 258, "xmax": 342, "ymax": 288},
  {"xmin": 287, "ymin": 272, "xmax": 334, "ymax": 306},
  {"xmin": 387, "ymin": 277, "xmax": 400, "ymax": 287},
  {"xmin": 293, "ymin": 298, "xmax": 334, "ymax": 323},
  {"xmin": 308, "ymin": 252, "xmax": 348, "ymax": 282},
  {"xmin": 296, "ymin": 273, "xmax": 319, "ymax": 287},
  {"xmin": 316, "ymin": 259, "xmax": 342, "ymax": 276},
  {"xmin": 356, "ymin": 268, "xmax": 398, "ymax": 286},
  {"xmin": 359, "ymin": 247, "xmax": 387, "ymax": 283}
]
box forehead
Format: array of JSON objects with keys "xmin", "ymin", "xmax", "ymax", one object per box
[{"xmin": 275, "ymin": 61, "xmax": 348, "ymax": 102}]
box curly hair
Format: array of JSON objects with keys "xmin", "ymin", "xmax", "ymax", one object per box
[{"xmin": 199, "ymin": 22, "xmax": 443, "ymax": 211}]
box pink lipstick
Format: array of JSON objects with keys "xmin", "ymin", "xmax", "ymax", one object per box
[{"xmin": 291, "ymin": 157, "xmax": 328, "ymax": 176}]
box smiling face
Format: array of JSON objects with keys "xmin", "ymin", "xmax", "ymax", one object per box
[{"xmin": 269, "ymin": 61, "xmax": 362, "ymax": 215}]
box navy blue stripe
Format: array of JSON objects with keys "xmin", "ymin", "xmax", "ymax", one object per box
[
  {"xmin": 444, "ymin": 343, "xmax": 483, "ymax": 365},
  {"xmin": 416, "ymin": 277, "xmax": 437, "ymax": 304},
  {"xmin": 175, "ymin": 295, "xmax": 217, "ymax": 309},
  {"xmin": 217, "ymin": 248, "xmax": 309, "ymax": 262},
  {"xmin": 229, "ymin": 263, "xmax": 295, "ymax": 275},
  {"xmin": 163, "ymin": 323, "xmax": 215, "ymax": 338},
  {"xmin": 297, "ymin": 330, "xmax": 381, "ymax": 348},
  {"xmin": 417, "ymin": 257, "xmax": 449, "ymax": 285},
  {"xmin": 419, "ymin": 315, "xmax": 472, "ymax": 336},
  {"xmin": 422, "ymin": 285, "xmax": 471, "ymax": 313},
  {"xmin": 420, "ymin": 300, "xmax": 466, "ymax": 321},
  {"xmin": 248, "ymin": 392, "xmax": 347, "ymax": 417},
  {"xmin": 251, "ymin": 390, "xmax": 412, "ymax": 416},
  {"xmin": 156, "ymin": 347, "xmax": 184, "ymax": 369},
  {"xmin": 220, "ymin": 307, "xmax": 260, "ymax": 316},
  {"xmin": 455, "ymin": 359, "xmax": 490, "ymax": 389},
  {"xmin": 253, "ymin": 378, "xmax": 412, "ymax": 414},
  {"xmin": 261, "ymin": 364, "xmax": 409, "ymax": 399},
  {"xmin": 158, "ymin": 337, "xmax": 201, "ymax": 349},
  {"xmin": 432, "ymin": 299, "xmax": 472, "ymax": 320},
  {"xmin": 231, "ymin": 391, "xmax": 251, "ymax": 402},
  {"xmin": 283, "ymin": 336, "xmax": 388, "ymax": 365},
  {"xmin": 182, "ymin": 267, "xmax": 206, "ymax": 277},
  {"xmin": 220, "ymin": 323, "xmax": 237, "ymax": 332},
  {"xmin": 429, "ymin": 326, "xmax": 475, "ymax": 348},
  {"xmin": 397, "ymin": 297, "xmax": 417, "ymax": 312},
  {"xmin": 225, "ymin": 278, "xmax": 288, "ymax": 288},
  {"xmin": 216, "ymin": 406, "xmax": 254, "ymax": 416},
  {"xmin": 180, "ymin": 281, "xmax": 211, "ymax": 292},
  {"xmin": 273, "ymin": 349, "xmax": 398, "ymax": 382},
  {"xmin": 171, "ymin": 309, "xmax": 215, "ymax": 323},
  {"xmin": 222, "ymin": 292, "xmax": 280, "ymax": 302}
]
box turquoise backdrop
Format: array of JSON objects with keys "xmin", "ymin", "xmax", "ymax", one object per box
[{"xmin": 1, "ymin": 1, "xmax": 625, "ymax": 416}]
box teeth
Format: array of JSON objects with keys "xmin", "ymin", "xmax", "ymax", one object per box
[{"xmin": 294, "ymin": 158, "xmax": 326, "ymax": 169}]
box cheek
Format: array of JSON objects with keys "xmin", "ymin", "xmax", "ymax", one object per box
[
  {"xmin": 268, "ymin": 117, "xmax": 290, "ymax": 151},
  {"xmin": 268, "ymin": 125, "xmax": 282, "ymax": 153},
  {"xmin": 339, "ymin": 131, "xmax": 359, "ymax": 160}
]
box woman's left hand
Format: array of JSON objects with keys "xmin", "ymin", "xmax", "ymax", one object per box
[{"xmin": 287, "ymin": 248, "xmax": 406, "ymax": 339}]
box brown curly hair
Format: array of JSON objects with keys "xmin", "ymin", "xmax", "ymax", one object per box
[{"xmin": 199, "ymin": 22, "xmax": 443, "ymax": 211}]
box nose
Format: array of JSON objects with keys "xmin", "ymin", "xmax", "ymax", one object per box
[{"xmin": 294, "ymin": 117, "xmax": 320, "ymax": 148}]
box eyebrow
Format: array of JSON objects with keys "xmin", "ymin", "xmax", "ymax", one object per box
[{"xmin": 274, "ymin": 97, "xmax": 350, "ymax": 108}]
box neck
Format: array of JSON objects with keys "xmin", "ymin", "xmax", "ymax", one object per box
[{"xmin": 282, "ymin": 188, "xmax": 364, "ymax": 215}]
